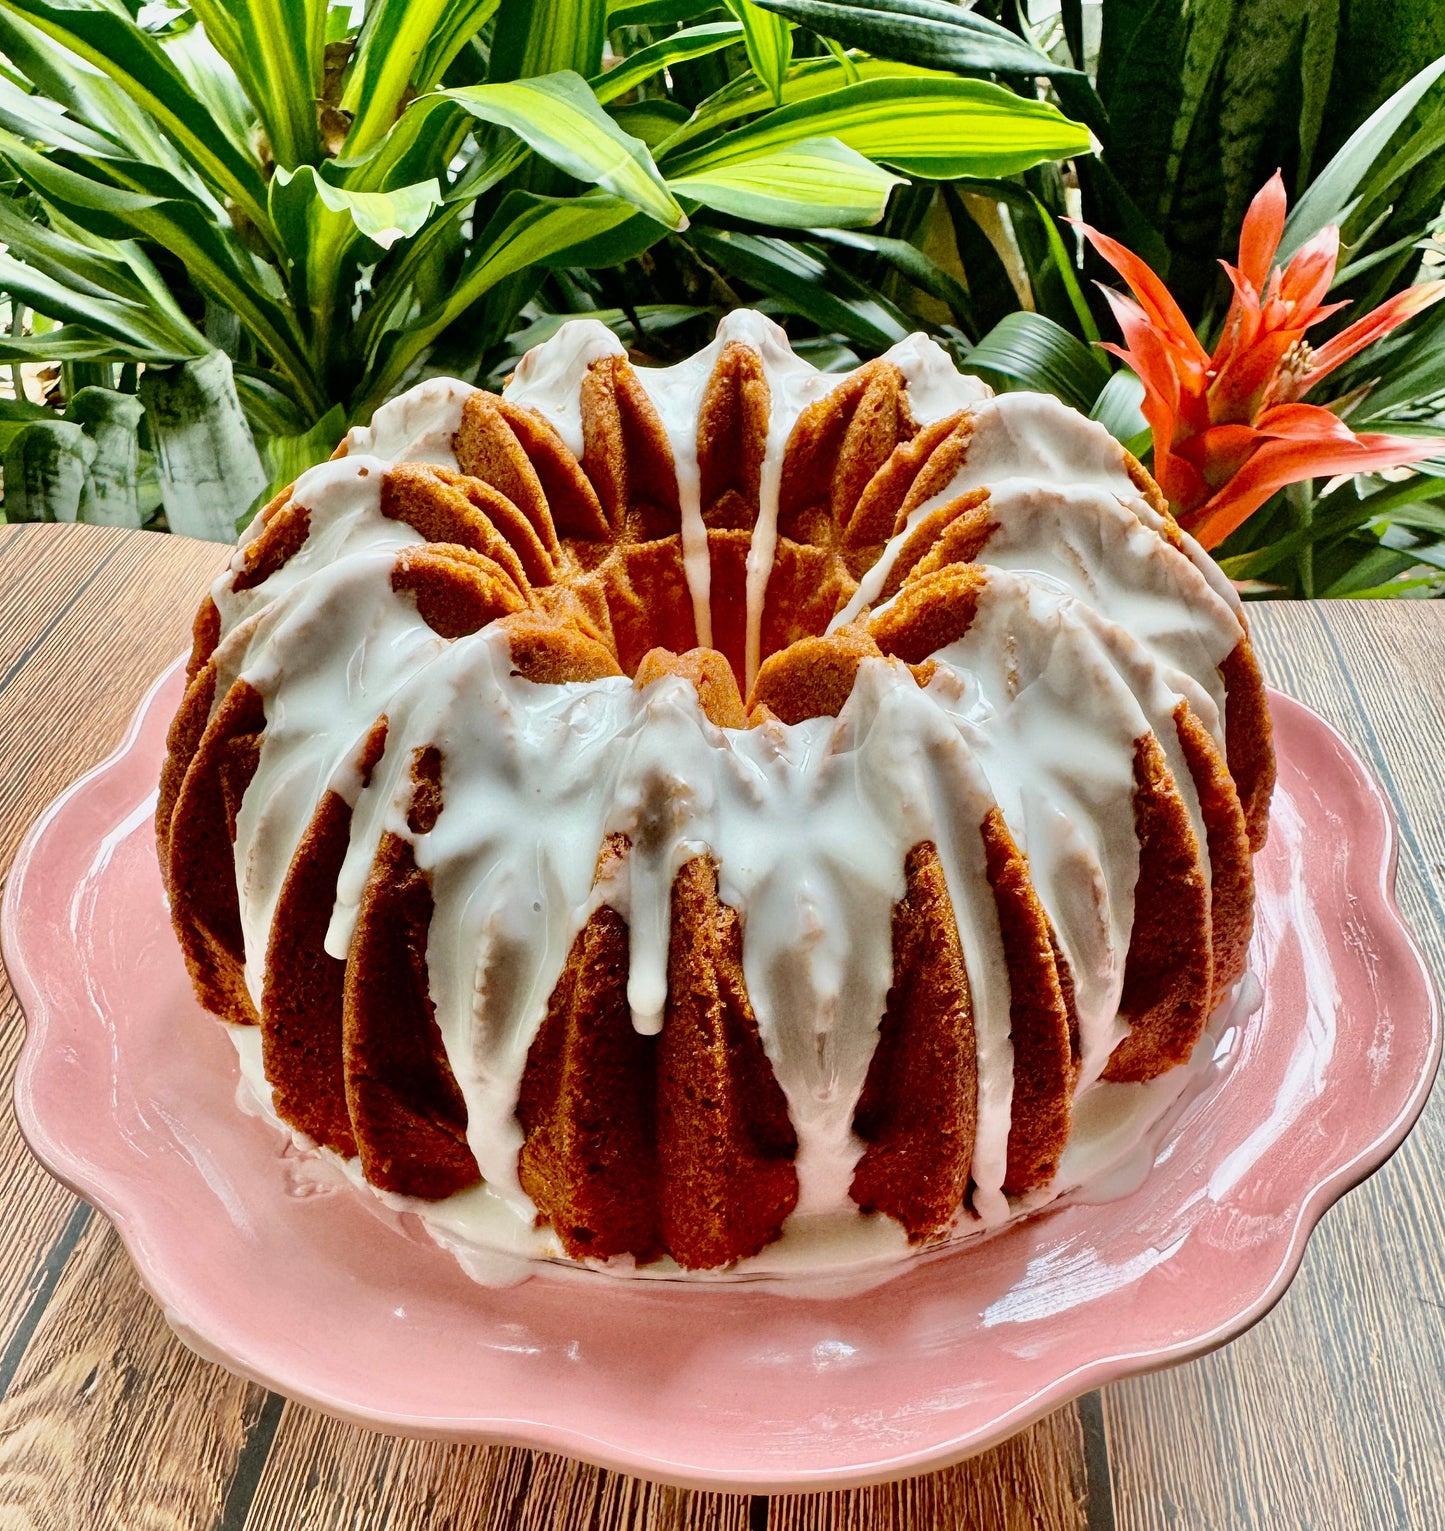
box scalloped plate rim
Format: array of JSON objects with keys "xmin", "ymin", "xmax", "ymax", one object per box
[{"xmin": 4, "ymin": 666, "xmax": 1440, "ymax": 1493}]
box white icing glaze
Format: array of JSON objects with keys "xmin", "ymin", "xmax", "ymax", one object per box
[
  {"xmin": 193, "ymin": 311, "xmax": 1262, "ymax": 1284},
  {"xmin": 340, "ymin": 375, "xmax": 473, "ymax": 468},
  {"xmin": 877, "ymin": 331, "xmax": 992, "ymax": 423},
  {"xmin": 502, "ymin": 318, "xmax": 626, "ymax": 458}
]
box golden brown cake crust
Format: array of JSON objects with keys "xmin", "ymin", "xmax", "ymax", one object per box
[
  {"xmin": 261, "ymin": 717, "xmax": 389, "ymax": 1159},
  {"xmin": 1221, "ymin": 637, "xmax": 1276, "ymax": 852},
  {"xmin": 342, "ymin": 748, "xmax": 480, "ymax": 1200},
  {"xmin": 698, "ymin": 340, "xmax": 769, "ymax": 527},
  {"xmin": 517, "ymin": 892, "xmax": 662, "ymax": 1263},
  {"xmin": 1174, "ymin": 702, "xmax": 1255, "ymax": 1003},
  {"xmin": 656, "ymin": 856, "xmax": 799, "ymax": 1268},
  {"xmin": 869, "ymin": 563, "xmax": 988, "ymax": 665},
  {"xmin": 747, "ymin": 623, "xmax": 885, "ymax": 725},
  {"xmin": 159, "ymin": 325, "xmax": 1277, "ymax": 1272},
  {"xmin": 165, "ymin": 677, "xmax": 266, "ymax": 1027},
  {"xmin": 157, "ymin": 659, "xmax": 216, "ymax": 872},
  {"xmin": 517, "ymin": 849, "xmax": 799, "ymax": 1270},
  {"xmin": 635, "ymin": 647, "xmax": 749, "ymax": 730},
  {"xmin": 850, "ymin": 841, "xmax": 979, "ymax": 1241},
  {"xmin": 984, "ymin": 810, "xmax": 1075, "ymax": 1197},
  {"xmin": 1104, "ymin": 734, "xmax": 1214, "ymax": 1082}
]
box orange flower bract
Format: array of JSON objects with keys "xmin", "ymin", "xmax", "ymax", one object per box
[{"xmin": 1079, "ymin": 171, "xmax": 1445, "ymax": 549}]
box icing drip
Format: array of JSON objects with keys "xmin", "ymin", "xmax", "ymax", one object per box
[
  {"xmin": 712, "ymin": 313, "xmax": 836, "ymax": 694},
  {"xmin": 503, "ymin": 318, "xmax": 626, "ymax": 458},
  {"xmin": 623, "ymin": 342, "xmax": 719, "ymax": 650},
  {"xmin": 199, "ymin": 310, "xmax": 1260, "ymax": 1282}
]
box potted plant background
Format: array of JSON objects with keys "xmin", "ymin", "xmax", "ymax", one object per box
[{"xmin": 0, "ymin": 0, "xmax": 1442, "ymax": 603}]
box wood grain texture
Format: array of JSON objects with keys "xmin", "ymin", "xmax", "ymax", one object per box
[
  {"xmin": 0, "ymin": 1215, "xmax": 261, "ymax": 1531},
  {"xmin": 0, "ymin": 528, "xmax": 1441, "ymax": 1530},
  {"xmin": 0, "ymin": 528, "xmax": 227, "ymax": 1380},
  {"xmin": 1102, "ymin": 601, "xmax": 1445, "ymax": 1531},
  {"xmin": 242, "ymin": 1416, "xmax": 758, "ymax": 1531}
]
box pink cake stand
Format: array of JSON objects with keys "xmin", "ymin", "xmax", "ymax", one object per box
[{"xmin": 4, "ymin": 663, "xmax": 1439, "ymax": 1492}]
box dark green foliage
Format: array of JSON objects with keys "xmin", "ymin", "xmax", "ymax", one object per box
[{"xmin": 0, "ymin": 0, "xmax": 1087, "ymax": 537}]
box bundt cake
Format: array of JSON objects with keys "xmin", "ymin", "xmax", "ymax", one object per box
[{"xmin": 158, "ymin": 309, "xmax": 1274, "ymax": 1281}]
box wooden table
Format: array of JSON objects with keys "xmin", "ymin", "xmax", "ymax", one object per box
[{"xmin": 0, "ymin": 521, "xmax": 1441, "ymax": 1530}]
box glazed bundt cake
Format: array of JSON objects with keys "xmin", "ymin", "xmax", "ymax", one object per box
[{"xmin": 158, "ymin": 310, "xmax": 1274, "ymax": 1279}]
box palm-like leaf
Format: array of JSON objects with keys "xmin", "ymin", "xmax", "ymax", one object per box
[{"xmin": 0, "ymin": 0, "xmax": 1093, "ymax": 539}]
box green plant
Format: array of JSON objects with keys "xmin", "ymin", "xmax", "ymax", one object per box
[
  {"xmin": 0, "ymin": 0, "xmax": 1088, "ymax": 538},
  {"xmin": 706, "ymin": 0, "xmax": 1445, "ymax": 599}
]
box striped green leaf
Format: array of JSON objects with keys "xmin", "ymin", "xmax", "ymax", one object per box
[
  {"xmin": 260, "ymin": 402, "xmax": 347, "ymax": 507},
  {"xmin": 444, "ymin": 72, "xmax": 686, "ymax": 229},
  {"xmin": 752, "ymin": 0, "xmax": 1080, "ymax": 79},
  {"xmin": 340, "ymin": 0, "xmax": 491, "ymax": 159},
  {"xmin": 0, "ymin": 11, "xmax": 190, "ymax": 176},
  {"xmin": 364, "ymin": 190, "xmax": 647, "ymax": 408},
  {"xmin": 689, "ymin": 227, "xmax": 911, "ymax": 349},
  {"xmin": 589, "ymin": 22, "xmax": 744, "ymax": 106},
  {"xmin": 272, "ymin": 168, "xmax": 443, "ymax": 253},
  {"xmin": 606, "ymin": 0, "xmax": 715, "ymax": 26},
  {"xmin": 725, "ymin": 0, "xmax": 793, "ymax": 106},
  {"xmin": 0, "ymin": 249, "xmax": 191, "ymax": 357},
  {"xmin": 488, "ymin": 0, "xmax": 605, "ymax": 81},
  {"xmin": 0, "ymin": 0, "xmax": 270, "ymax": 234},
  {"xmin": 659, "ymin": 55, "xmax": 945, "ymax": 156},
  {"xmin": 669, "ymin": 136, "xmax": 902, "ymax": 227},
  {"xmin": 0, "ymin": 196, "xmax": 205, "ymax": 351},
  {"xmin": 139, "ymin": 350, "xmax": 268, "ymax": 542},
  {"xmin": 414, "ymin": 0, "xmax": 500, "ymax": 92},
  {"xmin": 0, "ymin": 69, "xmax": 115, "ymax": 156},
  {"xmin": 186, "ymin": 0, "xmax": 324, "ymax": 168},
  {"xmin": 0, "ymin": 325, "xmax": 157, "ymax": 363},
  {"xmin": 806, "ymin": 223, "xmax": 975, "ymax": 326},
  {"xmin": 0, "ymin": 134, "xmax": 320, "ymax": 411},
  {"xmin": 663, "ymin": 78, "xmax": 1093, "ymax": 182},
  {"xmin": 270, "ymin": 167, "xmax": 444, "ymax": 361}
]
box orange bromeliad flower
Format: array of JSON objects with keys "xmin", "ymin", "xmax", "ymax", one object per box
[{"xmin": 1079, "ymin": 171, "xmax": 1445, "ymax": 549}]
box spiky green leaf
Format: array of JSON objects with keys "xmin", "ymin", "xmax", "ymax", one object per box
[
  {"xmin": 364, "ymin": 189, "xmax": 646, "ymax": 407},
  {"xmin": 0, "ymin": 0, "xmax": 270, "ymax": 232},
  {"xmin": 489, "ymin": 0, "xmax": 605, "ymax": 81},
  {"xmin": 186, "ymin": 0, "xmax": 324, "ymax": 168},
  {"xmin": 963, "ymin": 311, "xmax": 1110, "ymax": 412},
  {"xmin": 752, "ymin": 0, "xmax": 1081, "ymax": 79},
  {"xmin": 272, "ymin": 167, "xmax": 443, "ymax": 252},
  {"xmin": 589, "ymin": 22, "xmax": 744, "ymax": 106},
  {"xmin": 1281, "ymin": 53, "xmax": 1445, "ymax": 261},
  {"xmin": 689, "ymin": 227, "xmax": 911, "ymax": 349}
]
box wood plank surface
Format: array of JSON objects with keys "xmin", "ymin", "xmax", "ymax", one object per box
[
  {"xmin": 0, "ymin": 527, "xmax": 229, "ymax": 1373},
  {"xmin": 0, "ymin": 525, "xmax": 1439, "ymax": 1530},
  {"xmin": 1102, "ymin": 600, "xmax": 1445, "ymax": 1531}
]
